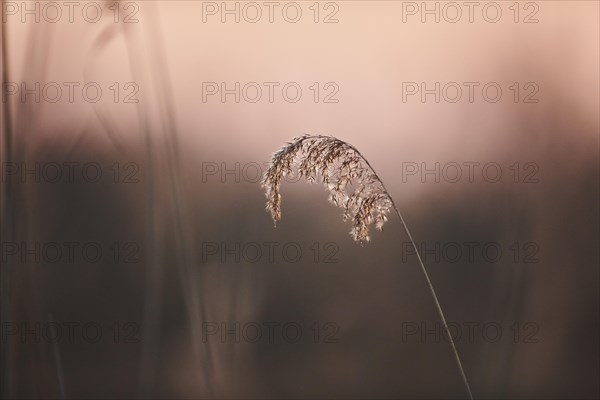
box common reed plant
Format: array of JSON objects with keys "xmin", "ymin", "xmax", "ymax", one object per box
[{"xmin": 262, "ymin": 134, "xmax": 474, "ymax": 399}]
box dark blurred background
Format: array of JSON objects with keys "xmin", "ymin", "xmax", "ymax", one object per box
[{"xmin": 1, "ymin": 1, "xmax": 598, "ymax": 398}]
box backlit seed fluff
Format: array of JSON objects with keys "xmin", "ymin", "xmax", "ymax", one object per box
[{"xmin": 262, "ymin": 135, "xmax": 393, "ymax": 244}]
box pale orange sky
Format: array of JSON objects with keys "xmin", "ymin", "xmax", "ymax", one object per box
[{"xmin": 3, "ymin": 1, "xmax": 598, "ymax": 189}]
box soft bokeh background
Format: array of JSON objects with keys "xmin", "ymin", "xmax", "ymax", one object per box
[{"xmin": 1, "ymin": 1, "xmax": 598, "ymax": 398}]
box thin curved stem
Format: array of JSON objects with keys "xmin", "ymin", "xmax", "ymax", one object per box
[
  {"xmin": 391, "ymin": 201, "xmax": 474, "ymax": 400},
  {"xmin": 355, "ymin": 150, "xmax": 474, "ymax": 399}
]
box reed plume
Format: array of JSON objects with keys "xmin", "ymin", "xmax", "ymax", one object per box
[
  {"xmin": 262, "ymin": 134, "xmax": 392, "ymax": 243},
  {"xmin": 262, "ymin": 134, "xmax": 474, "ymax": 399}
]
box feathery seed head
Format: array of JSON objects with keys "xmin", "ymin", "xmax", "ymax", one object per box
[{"xmin": 262, "ymin": 135, "xmax": 393, "ymax": 244}]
